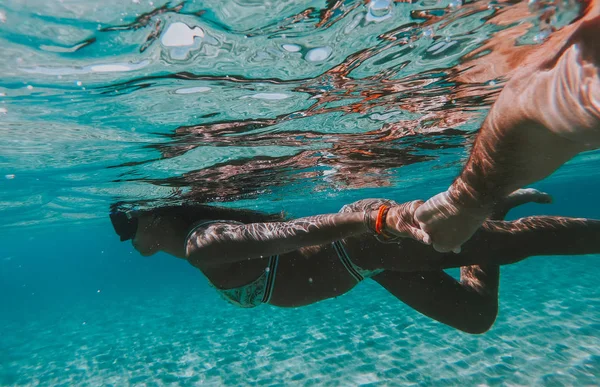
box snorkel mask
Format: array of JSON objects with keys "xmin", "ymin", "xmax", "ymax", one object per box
[{"xmin": 109, "ymin": 210, "xmax": 138, "ymax": 242}]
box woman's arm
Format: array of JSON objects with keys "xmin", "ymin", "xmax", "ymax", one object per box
[
  {"xmin": 186, "ymin": 209, "xmax": 373, "ymax": 266},
  {"xmin": 368, "ymin": 215, "xmax": 600, "ymax": 272},
  {"xmin": 186, "ymin": 199, "xmax": 431, "ymax": 266}
]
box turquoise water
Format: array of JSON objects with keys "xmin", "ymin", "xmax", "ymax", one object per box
[{"xmin": 1, "ymin": 0, "xmax": 599, "ymax": 385}]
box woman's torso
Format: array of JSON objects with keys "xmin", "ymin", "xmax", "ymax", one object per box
[
  {"xmin": 189, "ymin": 200, "xmax": 413, "ymax": 308},
  {"xmin": 199, "ymin": 244, "xmax": 360, "ymax": 307}
]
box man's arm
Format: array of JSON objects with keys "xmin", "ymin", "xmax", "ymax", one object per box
[{"xmin": 415, "ymin": 10, "xmax": 600, "ymax": 253}]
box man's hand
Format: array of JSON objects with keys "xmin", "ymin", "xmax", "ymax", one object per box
[{"xmin": 383, "ymin": 200, "xmax": 432, "ymax": 245}]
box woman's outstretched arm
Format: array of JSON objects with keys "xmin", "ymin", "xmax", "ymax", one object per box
[
  {"xmin": 186, "ymin": 200, "xmax": 429, "ymax": 266},
  {"xmin": 186, "ymin": 211, "xmax": 370, "ymax": 266}
]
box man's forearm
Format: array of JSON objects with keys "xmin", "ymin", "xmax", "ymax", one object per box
[{"xmin": 449, "ymin": 110, "xmax": 584, "ymax": 210}]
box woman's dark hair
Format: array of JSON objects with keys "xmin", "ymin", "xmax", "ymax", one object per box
[{"xmin": 110, "ymin": 202, "xmax": 285, "ymax": 242}]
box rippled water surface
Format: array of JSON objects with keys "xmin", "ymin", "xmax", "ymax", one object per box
[
  {"xmin": 2, "ymin": 1, "xmax": 600, "ymax": 386},
  {"xmin": 1, "ymin": 0, "xmax": 586, "ymax": 224}
]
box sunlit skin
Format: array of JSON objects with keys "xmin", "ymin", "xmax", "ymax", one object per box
[
  {"xmin": 125, "ymin": 189, "xmax": 600, "ymax": 334},
  {"xmin": 416, "ymin": 1, "xmax": 600, "ymax": 253}
]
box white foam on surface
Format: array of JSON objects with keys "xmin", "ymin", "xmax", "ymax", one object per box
[{"xmin": 90, "ymin": 64, "xmax": 141, "ymax": 73}]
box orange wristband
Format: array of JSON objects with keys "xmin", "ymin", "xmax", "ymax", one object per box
[{"xmin": 375, "ymin": 205, "xmax": 390, "ymax": 234}]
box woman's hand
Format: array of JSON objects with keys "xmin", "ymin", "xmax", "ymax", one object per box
[{"xmin": 381, "ymin": 201, "xmax": 432, "ymax": 245}]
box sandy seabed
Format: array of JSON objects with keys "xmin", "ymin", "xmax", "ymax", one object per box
[{"xmin": 2, "ymin": 256, "xmax": 599, "ymax": 386}]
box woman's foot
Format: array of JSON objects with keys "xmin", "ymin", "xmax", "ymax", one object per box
[{"xmin": 490, "ymin": 188, "xmax": 552, "ymax": 220}]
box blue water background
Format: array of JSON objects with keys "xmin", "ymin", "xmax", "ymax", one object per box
[
  {"xmin": 1, "ymin": 0, "xmax": 600, "ymax": 384},
  {"xmin": 2, "ymin": 172, "xmax": 599, "ymax": 385}
]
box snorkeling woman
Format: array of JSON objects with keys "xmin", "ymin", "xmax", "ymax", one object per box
[{"xmin": 110, "ymin": 189, "xmax": 600, "ymax": 334}]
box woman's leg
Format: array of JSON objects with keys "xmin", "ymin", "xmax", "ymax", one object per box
[
  {"xmin": 373, "ymin": 216, "xmax": 600, "ymax": 333},
  {"xmin": 353, "ymin": 189, "xmax": 556, "ymax": 272},
  {"xmin": 373, "ymin": 267, "xmax": 499, "ymax": 334},
  {"xmin": 372, "ymin": 190, "xmax": 599, "ymax": 334},
  {"xmin": 441, "ymin": 216, "xmax": 600, "ymax": 269},
  {"xmin": 488, "ymin": 188, "xmax": 552, "ymax": 220}
]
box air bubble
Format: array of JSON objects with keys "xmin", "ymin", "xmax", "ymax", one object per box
[
  {"xmin": 305, "ymin": 46, "xmax": 333, "ymax": 62},
  {"xmin": 448, "ymin": 0, "xmax": 462, "ymax": 9},
  {"xmin": 161, "ymin": 22, "xmax": 204, "ymax": 47},
  {"xmin": 282, "ymin": 44, "xmax": 302, "ymax": 53},
  {"xmin": 175, "ymin": 86, "xmax": 211, "ymax": 94},
  {"xmin": 533, "ymin": 30, "xmax": 550, "ymax": 44},
  {"xmin": 366, "ymin": 0, "xmax": 393, "ymax": 22},
  {"xmin": 423, "ymin": 27, "xmax": 435, "ymax": 38}
]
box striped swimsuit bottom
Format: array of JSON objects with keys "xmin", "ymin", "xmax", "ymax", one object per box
[
  {"xmin": 188, "ymin": 221, "xmax": 381, "ymax": 309},
  {"xmin": 214, "ymin": 241, "xmax": 380, "ymax": 308}
]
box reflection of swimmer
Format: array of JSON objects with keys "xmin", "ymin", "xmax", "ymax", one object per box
[
  {"xmin": 111, "ymin": 189, "xmax": 600, "ymax": 334},
  {"xmin": 416, "ymin": 1, "xmax": 600, "ymax": 253}
]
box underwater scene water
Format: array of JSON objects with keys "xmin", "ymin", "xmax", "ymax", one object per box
[{"xmin": 1, "ymin": 0, "xmax": 599, "ymax": 385}]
